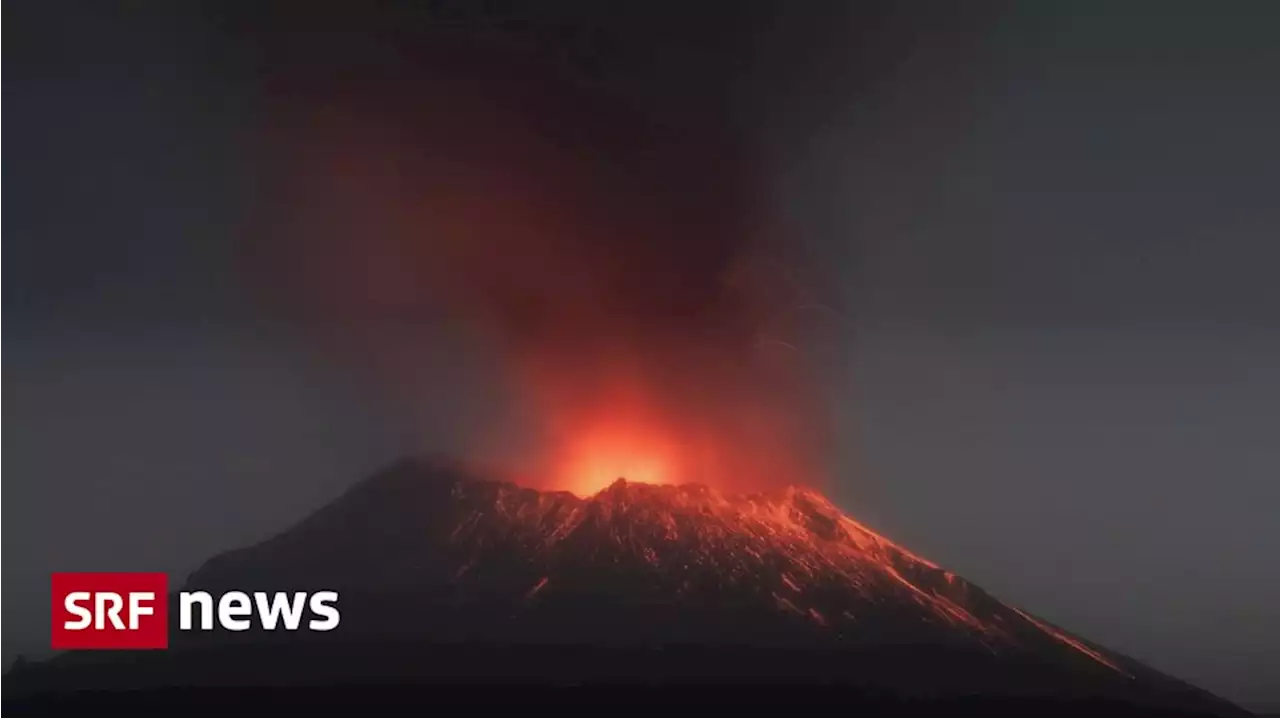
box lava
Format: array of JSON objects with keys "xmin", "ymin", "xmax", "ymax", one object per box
[
  {"xmin": 1011, "ymin": 607, "xmax": 1130, "ymax": 675},
  {"xmin": 446, "ymin": 475, "xmax": 1130, "ymax": 676}
]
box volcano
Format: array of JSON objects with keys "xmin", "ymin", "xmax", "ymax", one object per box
[{"xmin": 6, "ymin": 458, "xmax": 1247, "ymax": 714}]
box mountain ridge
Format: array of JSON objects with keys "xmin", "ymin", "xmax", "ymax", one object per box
[{"xmin": 5, "ymin": 457, "xmax": 1249, "ymax": 715}]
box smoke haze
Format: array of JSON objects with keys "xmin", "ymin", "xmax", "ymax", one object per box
[{"xmin": 249, "ymin": 13, "xmax": 834, "ymax": 494}]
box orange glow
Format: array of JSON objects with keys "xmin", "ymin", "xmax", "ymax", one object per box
[
  {"xmin": 558, "ymin": 429, "xmax": 674, "ymax": 497},
  {"xmin": 526, "ymin": 395, "xmax": 823, "ymax": 497},
  {"xmin": 539, "ymin": 390, "xmax": 679, "ymax": 497},
  {"xmin": 483, "ymin": 348, "xmax": 831, "ymax": 499}
]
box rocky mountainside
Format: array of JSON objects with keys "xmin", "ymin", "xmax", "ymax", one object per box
[
  {"xmin": 6, "ymin": 458, "xmax": 1248, "ymax": 715},
  {"xmin": 184, "ymin": 459, "xmax": 1131, "ymax": 665}
]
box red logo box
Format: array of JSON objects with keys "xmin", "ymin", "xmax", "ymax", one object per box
[{"xmin": 51, "ymin": 573, "xmax": 169, "ymax": 649}]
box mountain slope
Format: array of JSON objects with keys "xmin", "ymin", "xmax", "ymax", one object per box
[{"xmin": 6, "ymin": 458, "xmax": 1248, "ymax": 715}]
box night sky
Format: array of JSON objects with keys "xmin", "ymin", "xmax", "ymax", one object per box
[{"xmin": 6, "ymin": 0, "xmax": 1279, "ymax": 709}]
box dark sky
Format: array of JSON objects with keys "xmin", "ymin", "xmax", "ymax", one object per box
[{"xmin": 6, "ymin": 0, "xmax": 1279, "ymax": 709}]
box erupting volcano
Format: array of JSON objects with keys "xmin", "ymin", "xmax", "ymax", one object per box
[
  {"xmin": 188, "ymin": 463, "xmax": 1234, "ymax": 702},
  {"xmin": 180, "ymin": 457, "xmax": 1129, "ymax": 679},
  {"xmin": 5, "ymin": 15, "xmax": 1243, "ymax": 713},
  {"xmin": 7, "ymin": 457, "xmax": 1245, "ymax": 715}
]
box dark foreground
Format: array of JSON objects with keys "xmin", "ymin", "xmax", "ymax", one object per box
[
  {"xmin": 4, "ymin": 643, "xmax": 1250, "ymax": 716},
  {"xmin": 2, "ymin": 683, "xmax": 1244, "ymax": 716}
]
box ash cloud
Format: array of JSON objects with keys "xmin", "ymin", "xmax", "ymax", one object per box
[{"xmin": 247, "ymin": 3, "xmax": 838, "ymax": 491}]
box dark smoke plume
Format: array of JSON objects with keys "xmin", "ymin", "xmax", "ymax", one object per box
[{"xmin": 243, "ymin": 3, "xmax": 838, "ymax": 493}]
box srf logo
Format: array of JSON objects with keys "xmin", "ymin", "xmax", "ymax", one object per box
[{"xmin": 51, "ymin": 572, "xmax": 169, "ymax": 649}]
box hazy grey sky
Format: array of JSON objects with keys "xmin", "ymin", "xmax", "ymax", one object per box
[{"xmin": 765, "ymin": 5, "xmax": 1280, "ymax": 705}]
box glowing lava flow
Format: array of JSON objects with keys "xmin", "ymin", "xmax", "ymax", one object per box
[
  {"xmin": 448, "ymin": 477, "xmax": 1132, "ymax": 675},
  {"xmin": 1011, "ymin": 607, "xmax": 1129, "ymax": 675}
]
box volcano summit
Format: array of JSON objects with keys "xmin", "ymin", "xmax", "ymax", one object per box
[{"xmin": 6, "ymin": 458, "xmax": 1246, "ymax": 714}]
